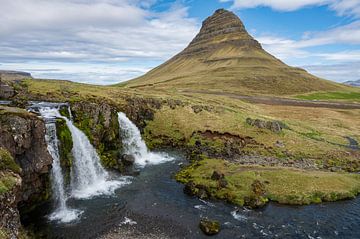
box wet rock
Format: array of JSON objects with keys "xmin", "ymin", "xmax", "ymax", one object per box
[
  {"xmin": 244, "ymin": 180, "xmax": 267, "ymax": 208},
  {"xmin": 183, "ymin": 181, "xmax": 197, "ymax": 196},
  {"xmin": 196, "ymin": 185, "xmax": 209, "ymax": 199},
  {"xmin": 199, "ymin": 219, "xmax": 220, "ymax": 235},
  {"xmin": 122, "ymin": 154, "xmax": 135, "ymax": 166}
]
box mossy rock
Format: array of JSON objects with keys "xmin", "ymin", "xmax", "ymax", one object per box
[
  {"xmin": 0, "ymin": 147, "xmax": 21, "ymax": 174},
  {"xmin": 56, "ymin": 119, "xmax": 73, "ymax": 185},
  {"xmin": 199, "ymin": 219, "xmax": 220, "ymax": 235}
]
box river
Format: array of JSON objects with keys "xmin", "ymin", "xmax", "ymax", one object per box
[{"xmin": 22, "ymin": 151, "xmax": 360, "ymax": 239}]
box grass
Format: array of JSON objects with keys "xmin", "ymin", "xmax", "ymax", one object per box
[
  {"xmin": 10, "ymin": 78, "xmax": 360, "ymax": 170},
  {"xmin": 0, "ymin": 172, "xmax": 19, "ymax": 195},
  {"xmin": 296, "ymin": 91, "xmax": 360, "ymax": 102},
  {"xmin": 176, "ymin": 158, "xmax": 360, "ymax": 206}
]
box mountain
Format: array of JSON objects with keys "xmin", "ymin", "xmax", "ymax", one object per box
[
  {"xmin": 344, "ymin": 79, "xmax": 360, "ymax": 87},
  {"xmin": 124, "ymin": 9, "xmax": 345, "ymax": 96}
]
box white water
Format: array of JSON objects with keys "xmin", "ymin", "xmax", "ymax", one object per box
[
  {"xmin": 117, "ymin": 112, "xmax": 174, "ymax": 167},
  {"xmin": 39, "ymin": 108, "xmax": 82, "ymax": 223},
  {"xmin": 62, "ymin": 112, "xmax": 128, "ymax": 199},
  {"xmin": 37, "ymin": 105, "xmax": 131, "ymax": 223}
]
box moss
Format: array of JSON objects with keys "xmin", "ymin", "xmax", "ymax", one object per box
[
  {"xmin": 59, "ymin": 106, "xmax": 70, "ymax": 118},
  {"xmin": 56, "ymin": 119, "xmax": 73, "ymax": 185},
  {"xmin": 0, "ymin": 173, "xmax": 18, "ymax": 195},
  {"xmin": 176, "ymin": 158, "xmax": 360, "ymax": 207},
  {"xmin": 0, "ymin": 148, "xmax": 21, "ymax": 174},
  {"xmin": 0, "ymin": 229, "xmax": 9, "ymax": 239}
]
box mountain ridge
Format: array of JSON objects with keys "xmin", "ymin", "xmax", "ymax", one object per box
[{"xmin": 344, "ymin": 79, "xmax": 360, "ymax": 87}]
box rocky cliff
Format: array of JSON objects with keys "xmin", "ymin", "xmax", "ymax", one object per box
[{"xmin": 0, "ymin": 106, "xmax": 52, "ymax": 238}]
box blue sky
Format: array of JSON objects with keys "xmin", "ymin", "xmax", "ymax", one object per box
[{"xmin": 1, "ymin": 0, "xmax": 360, "ymax": 84}]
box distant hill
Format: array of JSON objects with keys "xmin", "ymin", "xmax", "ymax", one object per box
[
  {"xmin": 0, "ymin": 70, "xmax": 32, "ymax": 81},
  {"xmin": 123, "ymin": 9, "xmax": 347, "ymax": 96},
  {"xmin": 344, "ymin": 80, "xmax": 360, "ymax": 87}
]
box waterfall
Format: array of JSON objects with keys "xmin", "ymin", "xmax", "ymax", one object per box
[
  {"xmin": 61, "ymin": 111, "xmax": 128, "ymax": 199},
  {"xmin": 33, "ymin": 104, "xmax": 130, "ymax": 223},
  {"xmin": 117, "ymin": 112, "xmax": 174, "ymax": 166},
  {"xmin": 39, "ymin": 107, "xmax": 82, "ymax": 223}
]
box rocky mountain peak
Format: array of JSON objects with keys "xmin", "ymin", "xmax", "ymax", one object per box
[{"xmin": 179, "ymin": 9, "xmax": 261, "ymax": 57}]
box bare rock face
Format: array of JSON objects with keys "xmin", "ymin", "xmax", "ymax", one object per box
[
  {"xmin": 0, "ymin": 108, "xmax": 52, "ymax": 209},
  {"xmin": 176, "ymin": 8, "xmax": 261, "ymax": 57}
]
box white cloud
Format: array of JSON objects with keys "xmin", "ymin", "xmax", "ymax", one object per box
[
  {"xmin": 304, "ymin": 62, "xmax": 360, "ymax": 82},
  {"xmin": 0, "ymin": 0, "xmax": 199, "ymax": 83},
  {"xmin": 222, "ymin": 0, "xmax": 360, "ymax": 17}
]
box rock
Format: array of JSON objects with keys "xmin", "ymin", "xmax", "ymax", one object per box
[
  {"xmin": 244, "ymin": 180, "xmax": 268, "ymax": 208},
  {"xmin": 218, "ymin": 178, "xmax": 228, "ymax": 188},
  {"xmin": 246, "ymin": 117, "xmax": 285, "ymax": 133},
  {"xmin": 274, "ymin": 140, "xmax": 285, "ymax": 148},
  {"xmin": 0, "ymin": 172, "xmax": 22, "ymax": 239},
  {"xmin": 183, "ymin": 181, "xmax": 197, "ymax": 196},
  {"xmin": 199, "ymin": 219, "xmax": 221, "ymax": 235},
  {"xmin": 252, "ymin": 180, "xmax": 266, "ymax": 196},
  {"xmin": 197, "ymin": 188, "xmax": 208, "ymax": 199},
  {"xmin": 0, "ymin": 81, "xmax": 15, "ymax": 99},
  {"xmin": 0, "ymin": 108, "xmax": 53, "ymax": 212},
  {"xmin": 122, "ymin": 154, "xmax": 135, "ymax": 166},
  {"xmin": 211, "ymin": 170, "xmax": 224, "ymax": 180}
]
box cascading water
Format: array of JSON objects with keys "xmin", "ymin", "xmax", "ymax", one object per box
[
  {"xmin": 39, "ymin": 107, "xmax": 82, "ymax": 223},
  {"xmin": 32, "ymin": 103, "xmax": 130, "ymax": 223},
  {"xmin": 63, "ymin": 116, "xmax": 126, "ymax": 199},
  {"xmin": 117, "ymin": 112, "xmax": 174, "ymax": 166}
]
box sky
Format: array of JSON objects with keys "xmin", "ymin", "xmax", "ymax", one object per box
[{"xmin": 1, "ymin": 0, "xmax": 360, "ymax": 85}]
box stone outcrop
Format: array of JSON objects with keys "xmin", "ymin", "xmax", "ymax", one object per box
[
  {"xmin": 246, "ymin": 117, "xmax": 288, "ymax": 133},
  {"xmin": 0, "ymin": 107, "xmax": 52, "ymax": 215}
]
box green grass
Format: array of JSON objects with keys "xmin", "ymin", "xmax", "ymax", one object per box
[
  {"xmin": 296, "ymin": 91, "xmax": 360, "ymax": 102},
  {"xmin": 176, "ymin": 158, "xmax": 360, "ymax": 206}
]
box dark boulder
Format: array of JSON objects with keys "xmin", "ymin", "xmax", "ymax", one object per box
[
  {"xmin": 199, "ymin": 219, "xmax": 221, "ymax": 235},
  {"xmin": 183, "ymin": 181, "xmax": 197, "ymax": 196},
  {"xmin": 121, "ymin": 154, "xmax": 135, "ymax": 166}
]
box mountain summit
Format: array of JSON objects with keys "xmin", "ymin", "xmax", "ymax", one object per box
[
  {"xmin": 125, "ymin": 9, "xmax": 343, "ymax": 95},
  {"xmin": 179, "ymin": 9, "xmax": 261, "ymax": 57}
]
